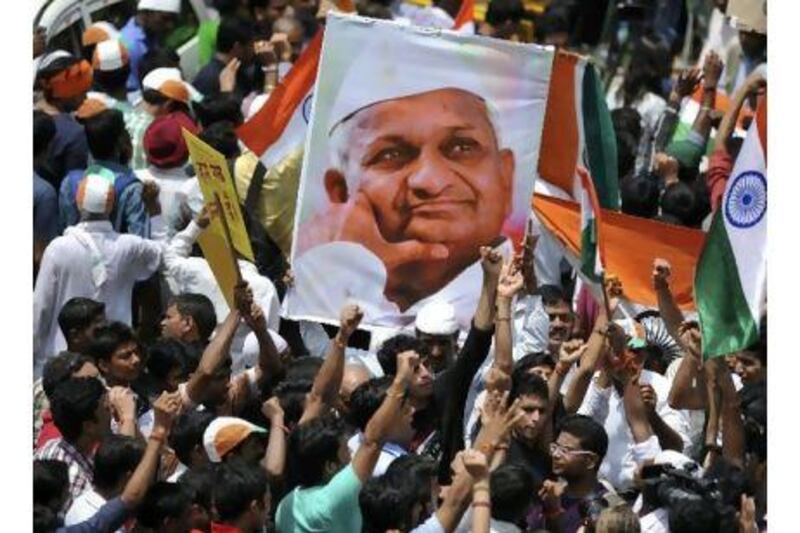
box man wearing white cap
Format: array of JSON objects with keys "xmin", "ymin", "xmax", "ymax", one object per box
[
  {"xmin": 287, "ymin": 16, "xmax": 549, "ymax": 330},
  {"xmin": 34, "ymin": 174, "xmax": 165, "ymax": 376},
  {"xmin": 414, "ymin": 300, "xmax": 460, "ymax": 375},
  {"xmin": 120, "ymin": 0, "xmax": 182, "ymax": 94}
]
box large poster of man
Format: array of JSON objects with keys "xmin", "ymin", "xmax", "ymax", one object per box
[{"xmin": 284, "ymin": 13, "xmax": 554, "ymax": 329}]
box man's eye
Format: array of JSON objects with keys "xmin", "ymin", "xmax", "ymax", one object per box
[
  {"xmin": 442, "ymin": 137, "xmax": 482, "ymax": 159},
  {"xmin": 366, "ymin": 145, "xmax": 416, "ymax": 167}
]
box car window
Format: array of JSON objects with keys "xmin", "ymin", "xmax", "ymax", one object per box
[
  {"xmin": 89, "ymin": 0, "xmax": 136, "ymax": 29},
  {"xmin": 165, "ymin": 0, "xmax": 199, "ymax": 51}
]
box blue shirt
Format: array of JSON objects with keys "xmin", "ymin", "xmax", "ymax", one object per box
[
  {"xmin": 34, "ymin": 173, "xmax": 61, "ymax": 243},
  {"xmin": 120, "ymin": 17, "xmax": 149, "ymax": 93},
  {"xmin": 45, "ymin": 114, "xmax": 88, "ymax": 189},
  {"xmin": 58, "ymin": 161, "xmax": 148, "ymax": 237},
  {"xmin": 57, "ymin": 497, "xmax": 128, "ymax": 533}
]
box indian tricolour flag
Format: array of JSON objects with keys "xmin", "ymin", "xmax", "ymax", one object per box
[
  {"xmin": 538, "ymin": 51, "xmax": 619, "ymax": 209},
  {"xmin": 577, "ymin": 166, "xmax": 604, "ymax": 282},
  {"xmin": 694, "ymin": 94, "xmax": 767, "ymax": 359}
]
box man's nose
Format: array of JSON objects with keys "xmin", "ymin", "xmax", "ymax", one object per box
[{"xmin": 407, "ymin": 150, "xmax": 455, "ymax": 199}]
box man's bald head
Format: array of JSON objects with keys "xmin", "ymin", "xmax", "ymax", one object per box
[{"xmin": 340, "ymin": 364, "xmax": 371, "ymax": 404}]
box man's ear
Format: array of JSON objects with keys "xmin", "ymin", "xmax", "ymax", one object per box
[
  {"xmin": 499, "ymin": 148, "xmax": 515, "ymax": 216},
  {"xmin": 97, "ymin": 358, "xmax": 110, "ymax": 376},
  {"xmin": 324, "ymin": 169, "xmax": 349, "ymax": 204}
]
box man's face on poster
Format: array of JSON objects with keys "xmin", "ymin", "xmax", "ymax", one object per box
[{"xmin": 328, "ymin": 88, "xmax": 515, "ymax": 267}]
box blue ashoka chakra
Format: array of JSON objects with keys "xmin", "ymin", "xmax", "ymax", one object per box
[
  {"xmin": 302, "ymin": 93, "xmax": 314, "ymax": 125},
  {"xmin": 724, "ymin": 171, "xmax": 766, "ymax": 229}
]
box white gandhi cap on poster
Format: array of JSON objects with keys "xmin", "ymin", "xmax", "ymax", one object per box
[
  {"xmin": 415, "ymin": 301, "xmax": 459, "ymax": 335},
  {"xmin": 324, "ymin": 13, "xmax": 550, "ymax": 145},
  {"xmin": 138, "ymin": 0, "xmax": 182, "ymax": 14}
]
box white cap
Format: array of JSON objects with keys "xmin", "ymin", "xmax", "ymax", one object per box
[
  {"xmin": 76, "ymin": 168, "xmax": 116, "ymax": 214},
  {"xmin": 138, "ymin": 0, "xmax": 181, "ymax": 14},
  {"xmin": 142, "ymin": 67, "xmax": 202, "ymax": 103},
  {"xmin": 414, "ymin": 301, "xmax": 458, "ymax": 335},
  {"xmin": 323, "ymin": 13, "xmax": 549, "ymax": 143},
  {"xmin": 92, "ymin": 39, "xmax": 129, "ymax": 72},
  {"xmin": 654, "ymin": 450, "xmax": 703, "ymax": 477},
  {"xmin": 242, "ymin": 329, "xmax": 289, "ymax": 368},
  {"xmin": 203, "ymin": 416, "xmax": 267, "ymax": 463},
  {"xmin": 82, "ymin": 21, "xmax": 120, "ymax": 46}
]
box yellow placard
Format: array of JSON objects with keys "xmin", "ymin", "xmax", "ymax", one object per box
[
  {"xmin": 182, "ymin": 129, "xmax": 254, "ymax": 262},
  {"xmin": 196, "ymin": 229, "xmax": 240, "ymax": 309}
]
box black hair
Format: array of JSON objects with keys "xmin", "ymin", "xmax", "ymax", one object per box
[
  {"xmin": 536, "ymin": 4, "xmax": 571, "ymax": 40},
  {"xmin": 42, "ymin": 351, "xmax": 95, "ymax": 400},
  {"xmin": 654, "ymin": 213, "xmax": 683, "ymax": 226},
  {"xmin": 485, "ymin": 0, "xmax": 526, "ymax": 26},
  {"xmin": 34, "ymin": 110, "xmax": 56, "ymax": 158},
  {"xmin": 661, "ymin": 181, "xmax": 701, "ymax": 227},
  {"xmin": 514, "ymin": 352, "xmax": 556, "ymax": 375},
  {"xmin": 275, "ymin": 378, "xmax": 314, "ymax": 427},
  {"xmin": 557, "ymin": 414, "xmax": 609, "ymax": 463},
  {"xmin": 138, "ymin": 48, "xmax": 181, "ymax": 86},
  {"xmin": 147, "ymin": 339, "xmax": 190, "ymax": 384},
  {"xmin": 539, "ymin": 284, "xmax": 570, "ymax": 308},
  {"xmin": 510, "ymin": 370, "xmax": 549, "ymax": 403},
  {"xmin": 491, "ymin": 462, "xmax": 537, "ymax": 523},
  {"xmin": 621, "ymin": 175, "xmax": 660, "ymax": 219},
  {"xmin": 377, "ymin": 334, "xmax": 430, "ymax": 376},
  {"xmin": 384, "ymin": 454, "xmax": 438, "ymax": 519},
  {"xmin": 285, "ymin": 356, "xmax": 323, "ymax": 383},
  {"xmin": 93, "ymin": 64, "xmax": 131, "ymax": 93},
  {"xmin": 169, "ymin": 410, "xmax": 216, "ymax": 466},
  {"xmin": 360, "ymin": 477, "xmax": 413, "ymax": 533},
  {"xmin": 213, "ymin": 459, "xmax": 269, "ymax": 522},
  {"xmin": 36, "ymin": 55, "xmax": 80, "ymax": 85},
  {"xmin": 739, "ymin": 380, "xmax": 767, "ymax": 460},
  {"xmin": 611, "ymin": 107, "xmax": 643, "ymax": 142},
  {"xmin": 82, "ymin": 108, "xmax": 126, "ymax": 160},
  {"xmin": 217, "ymin": 16, "xmax": 255, "ymax": 54},
  {"xmin": 137, "ymin": 481, "xmax": 193, "ymax": 529},
  {"xmin": 92, "ymin": 435, "xmax": 146, "ymax": 492},
  {"xmin": 49, "ymin": 377, "xmax": 106, "ymax": 441},
  {"xmin": 288, "ymin": 414, "xmax": 347, "ymax": 487},
  {"xmin": 57, "ymin": 297, "xmax": 105, "ymax": 342},
  {"xmin": 199, "ymin": 121, "xmax": 241, "ymax": 159},
  {"xmin": 348, "ymin": 376, "xmax": 393, "ymax": 431},
  {"xmin": 615, "ymin": 130, "xmax": 639, "ymax": 181},
  {"xmin": 195, "ymin": 94, "xmax": 244, "ymax": 128},
  {"xmin": 667, "ymin": 498, "xmax": 721, "ymax": 533},
  {"xmin": 622, "ymin": 34, "xmax": 672, "ymax": 106},
  {"xmin": 170, "ymin": 293, "xmax": 218, "ymax": 343},
  {"xmin": 179, "ymin": 464, "xmax": 216, "ymax": 510},
  {"xmin": 214, "ymin": 0, "xmax": 243, "ymax": 15},
  {"xmin": 356, "ymin": 2, "xmax": 393, "ymax": 19},
  {"xmin": 33, "ymin": 459, "xmax": 69, "ymax": 506},
  {"xmin": 33, "ymin": 504, "xmax": 59, "ymax": 533},
  {"xmin": 87, "ymin": 321, "xmax": 137, "ymax": 362}
]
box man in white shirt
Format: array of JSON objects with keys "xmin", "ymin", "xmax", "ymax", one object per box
[
  {"xmin": 577, "ymin": 337, "xmax": 691, "ymax": 491},
  {"xmin": 64, "ymin": 434, "xmax": 145, "ymax": 531},
  {"xmin": 34, "ymin": 173, "xmax": 164, "ymax": 376}
]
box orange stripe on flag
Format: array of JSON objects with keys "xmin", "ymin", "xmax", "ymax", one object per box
[
  {"xmin": 538, "ymin": 51, "xmax": 580, "ymax": 196},
  {"xmin": 237, "ymin": 31, "xmax": 324, "ymax": 156},
  {"xmin": 532, "ymin": 194, "xmax": 707, "ymax": 310},
  {"xmin": 453, "ymin": 0, "xmax": 475, "ymax": 29}
]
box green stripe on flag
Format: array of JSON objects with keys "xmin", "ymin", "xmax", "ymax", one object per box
[
  {"xmin": 580, "ymin": 220, "xmax": 602, "ymax": 283},
  {"xmin": 695, "ymin": 211, "xmax": 759, "ymax": 359},
  {"xmin": 582, "ymin": 64, "xmax": 620, "ymax": 210}
]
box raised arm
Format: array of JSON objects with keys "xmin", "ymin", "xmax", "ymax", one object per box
[
  {"xmin": 622, "ymin": 373, "xmax": 655, "ymax": 445},
  {"xmin": 474, "ymin": 246, "xmax": 504, "ymax": 331},
  {"xmin": 549, "ymin": 339, "xmax": 586, "ymax": 415},
  {"xmin": 668, "ymin": 325, "xmax": 707, "ymax": 410},
  {"xmin": 653, "ymin": 66, "xmax": 703, "ymax": 153},
  {"xmin": 121, "ymin": 392, "xmax": 180, "ymax": 508},
  {"xmin": 352, "ymin": 350, "xmax": 415, "ymax": 483},
  {"xmin": 299, "ymin": 304, "xmax": 363, "ymax": 425},
  {"xmin": 261, "ymin": 397, "xmax": 287, "ymax": 482},
  {"xmin": 716, "ymin": 72, "xmax": 766, "ymax": 152},
  {"xmin": 464, "ymin": 451, "xmax": 491, "ymax": 533},
  {"xmin": 237, "ymin": 286, "xmax": 284, "ymax": 390},
  {"xmin": 494, "ymin": 259, "xmax": 524, "ymax": 376},
  {"xmin": 688, "ymin": 52, "xmax": 724, "ymax": 141},
  {"xmin": 184, "ymin": 293, "xmax": 243, "ymax": 404},
  {"xmin": 652, "ymin": 259, "xmax": 684, "ymax": 343},
  {"xmin": 563, "ymin": 317, "xmax": 610, "ymax": 414}
]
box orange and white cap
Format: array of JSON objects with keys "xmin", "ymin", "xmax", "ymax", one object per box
[
  {"xmin": 203, "ymin": 417, "xmax": 268, "ymax": 463},
  {"xmin": 82, "ymin": 21, "xmax": 120, "ymax": 47},
  {"xmin": 92, "ymin": 40, "xmax": 130, "ymax": 72},
  {"xmin": 76, "ymin": 167, "xmax": 116, "ymax": 214},
  {"xmin": 75, "ymin": 92, "xmax": 118, "ymax": 120},
  {"xmin": 142, "ymin": 67, "xmax": 202, "ymax": 104}
]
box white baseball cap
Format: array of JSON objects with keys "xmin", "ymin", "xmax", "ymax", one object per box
[{"xmin": 138, "ymin": 0, "xmax": 181, "ymax": 14}]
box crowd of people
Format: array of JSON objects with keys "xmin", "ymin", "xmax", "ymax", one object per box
[{"xmin": 32, "ymin": 0, "xmax": 767, "ymax": 532}]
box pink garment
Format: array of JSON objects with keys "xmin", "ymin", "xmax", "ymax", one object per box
[
  {"xmin": 707, "ymin": 147, "xmax": 734, "ymax": 213},
  {"xmin": 576, "ymin": 284, "xmax": 600, "ymax": 337}
]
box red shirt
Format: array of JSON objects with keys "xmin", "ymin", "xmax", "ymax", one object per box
[{"xmin": 36, "ymin": 409, "xmax": 62, "ymax": 451}]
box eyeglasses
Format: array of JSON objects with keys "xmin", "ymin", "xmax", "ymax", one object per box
[{"xmin": 550, "ymin": 442, "xmax": 597, "ymax": 459}]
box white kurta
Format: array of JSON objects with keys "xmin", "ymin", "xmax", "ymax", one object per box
[
  {"xmin": 135, "ymin": 166, "xmax": 192, "ymax": 237},
  {"xmin": 33, "ymin": 219, "xmax": 164, "ymax": 377},
  {"xmin": 285, "ymin": 239, "xmax": 514, "ymax": 331},
  {"xmin": 161, "ymin": 220, "xmax": 280, "ymax": 370},
  {"xmin": 577, "ymin": 369, "xmax": 692, "ymax": 491}
]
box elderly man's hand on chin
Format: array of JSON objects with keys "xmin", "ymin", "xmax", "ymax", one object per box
[{"xmin": 296, "ymin": 191, "xmax": 450, "ymax": 273}]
